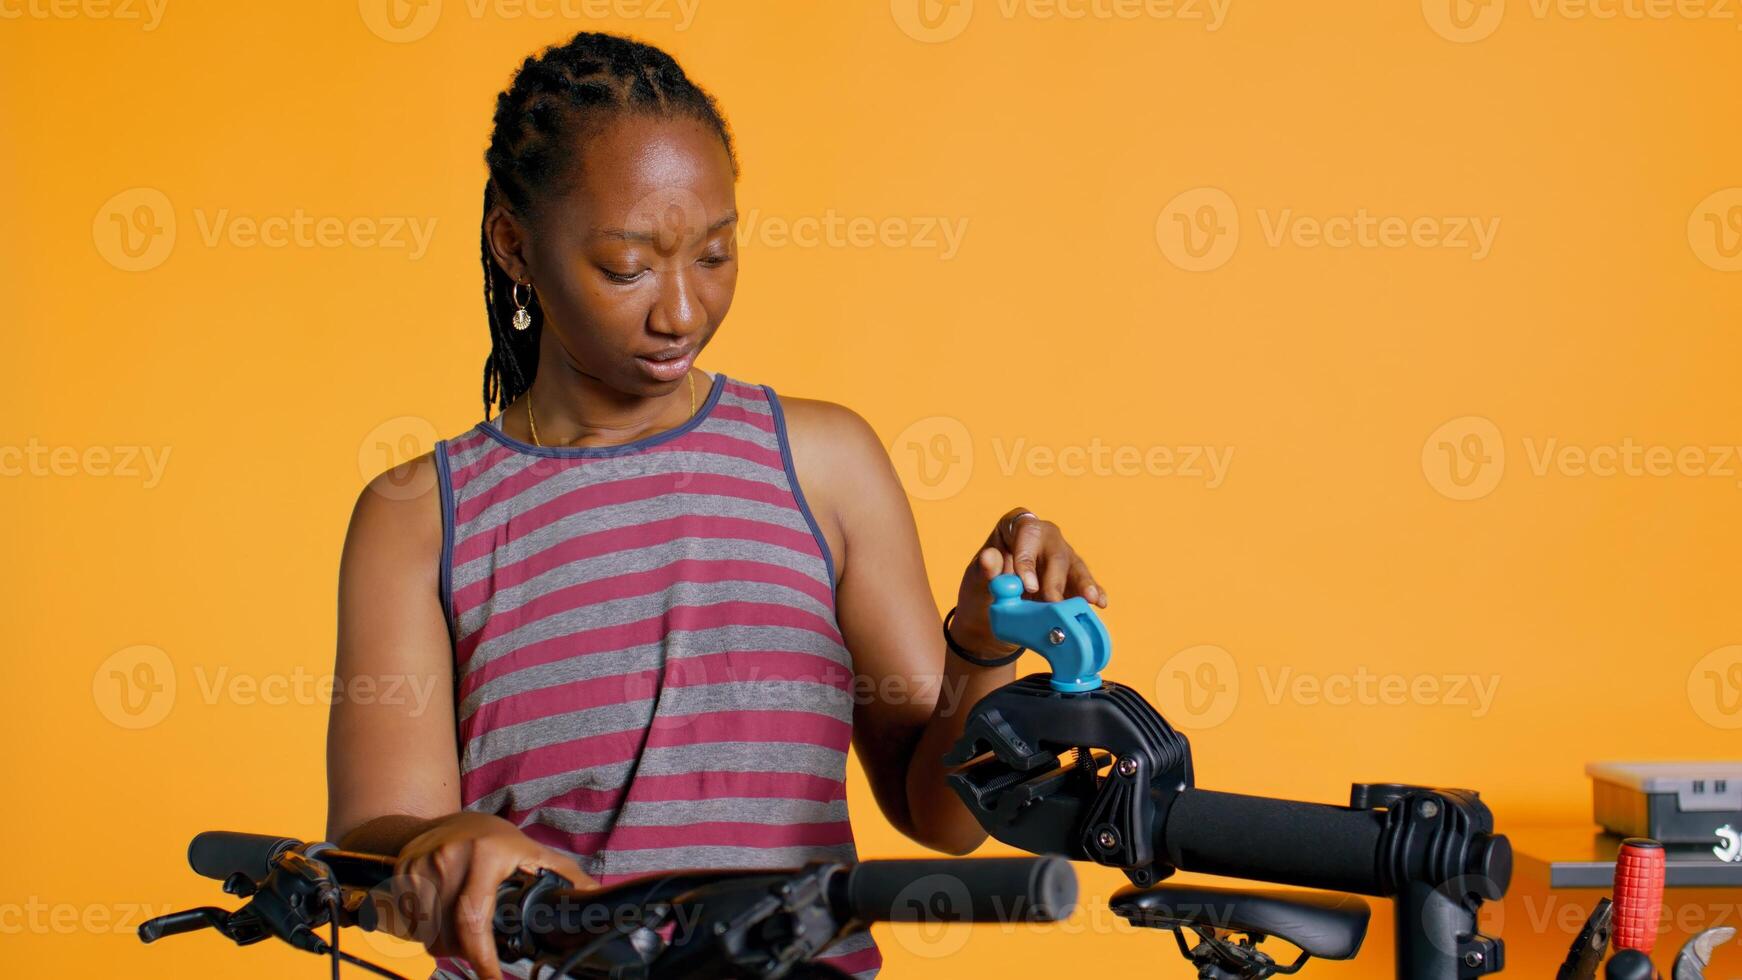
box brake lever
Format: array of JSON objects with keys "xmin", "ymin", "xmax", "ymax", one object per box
[{"xmin": 137, "ymin": 906, "xmax": 243, "ymax": 944}]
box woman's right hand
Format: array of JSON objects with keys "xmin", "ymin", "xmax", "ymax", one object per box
[{"xmin": 383, "ymin": 811, "xmax": 596, "ymax": 980}]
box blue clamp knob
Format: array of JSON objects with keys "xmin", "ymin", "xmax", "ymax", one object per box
[{"xmin": 986, "ymin": 573, "xmax": 1110, "ymax": 692}]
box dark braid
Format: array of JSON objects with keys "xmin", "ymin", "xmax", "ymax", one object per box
[{"xmin": 479, "ymin": 32, "xmax": 738, "ymax": 418}]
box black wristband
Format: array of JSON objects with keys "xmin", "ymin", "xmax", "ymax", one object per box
[{"xmin": 942, "ymin": 606, "xmax": 1026, "ymax": 668}]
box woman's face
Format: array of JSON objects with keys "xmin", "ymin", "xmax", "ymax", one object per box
[{"xmin": 492, "ymin": 113, "xmax": 739, "ymax": 399}]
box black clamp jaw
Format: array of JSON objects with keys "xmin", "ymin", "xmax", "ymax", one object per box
[
  {"xmin": 943, "ymin": 672, "xmax": 1192, "ymax": 888},
  {"xmin": 640, "ymin": 863, "xmax": 857, "ymax": 980}
]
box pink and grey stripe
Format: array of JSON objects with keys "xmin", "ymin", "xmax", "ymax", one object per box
[{"xmin": 429, "ymin": 374, "xmax": 880, "ymax": 979}]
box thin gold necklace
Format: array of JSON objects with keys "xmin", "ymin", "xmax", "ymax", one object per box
[{"xmin": 527, "ymin": 370, "xmax": 697, "ymax": 448}]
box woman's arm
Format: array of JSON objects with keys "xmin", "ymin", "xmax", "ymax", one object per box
[
  {"xmin": 326, "ymin": 454, "xmax": 590, "ymax": 979},
  {"xmin": 784, "ymin": 401, "xmax": 1106, "ymax": 854},
  {"xmin": 326, "ymin": 453, "xmax": 460, "ymax": 849}
]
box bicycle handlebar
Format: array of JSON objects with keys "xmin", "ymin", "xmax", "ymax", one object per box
[
  {"xmin": 843, "ymin": 856, "xmax": 1078, "ymax": 922},
  {"xmin": 188, "ymin": 830, "xmax": 304, "ymax": 882},
  {"xmin": 148, "ymin": 831, "xmax": 1080, "ymax": 979},
  {"xmin": 1162, "ymin": 790, "xmax": 1389, "ymax": 895}
]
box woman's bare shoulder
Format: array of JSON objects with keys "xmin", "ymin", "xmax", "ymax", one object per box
[{"xmin": 343, "ymin": 452, "xmax": 443, "ymax": 586}]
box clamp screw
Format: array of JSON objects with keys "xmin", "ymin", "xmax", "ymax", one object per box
[
  {"xmin": 1463, "ymin": 951, "xmax": 1483, "ymax": 968},
  {"xmin": 1047, "ymin": 627, "xmax": 1066, "ymax": 646},
  {"xmin": 1096, "ymin": 829, "xmax": 1119, "ymax": 850},
  {"xmin": 1418, "ymin": 800, "xmax": 1440, "ymax": 819},
  {"xmin": 1116, "ymin": 757, "xmax": 1139, "ymax": 777}
]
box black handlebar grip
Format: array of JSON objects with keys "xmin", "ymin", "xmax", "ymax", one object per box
[
  {"xmin": 844, "ymin": 856, "xmax": 1077, "ymax": 924},
  {"xmin": 1164, "ymin": 790, "xmax": 1388, "ymax": 896},
  {"xmin": 188, "ymin": 831, "xmax": 303, "ymax": 882}
]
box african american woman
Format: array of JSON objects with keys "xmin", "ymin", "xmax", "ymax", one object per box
[{"xmin": 324, "ymin": 31, "xmax": 1108, "ymax": 980}]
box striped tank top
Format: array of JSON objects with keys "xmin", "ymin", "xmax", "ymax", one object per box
[{"xmin": 430, "ymin": 373, "xmax": 881, "ymax": 979}]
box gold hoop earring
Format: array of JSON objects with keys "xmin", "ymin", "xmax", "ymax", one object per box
[{"xmin": 511, "ymin": 281, "xmax": 533, "ymax": 332}]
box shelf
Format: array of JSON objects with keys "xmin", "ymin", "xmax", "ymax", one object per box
[{"xmin": 1509, "ymin": 827, "xmax": 1742, "ymax": 889}]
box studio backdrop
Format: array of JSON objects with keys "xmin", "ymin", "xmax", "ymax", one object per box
[{"xmin": 3, "ymin": 1, "xmax": 1740, "ymax": 977}]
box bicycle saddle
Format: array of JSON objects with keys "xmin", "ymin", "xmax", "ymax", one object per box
[{"xmin": 1110, "ymin": 882, "xmax": 1371, "ymax": 961}]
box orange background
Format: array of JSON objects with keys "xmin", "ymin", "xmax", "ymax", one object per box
[{"xmin": 4, "ymin": 0, "xmax": 1742, "ymax": 976}]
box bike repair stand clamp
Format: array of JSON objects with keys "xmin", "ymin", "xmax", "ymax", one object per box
[
  {"xmin": 945, "ymin": 573, "xmax": 1192, "ymax": 886},
  {"xmin": 943, "ymin": 575, "xmax": 1511, "ymax": 980}
]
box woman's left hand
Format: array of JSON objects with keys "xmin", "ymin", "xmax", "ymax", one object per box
[{"xmin": 947, "ymin": 507, "xmax": 1108, "ymax": 659}]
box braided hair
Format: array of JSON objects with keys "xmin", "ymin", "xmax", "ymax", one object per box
[{"xmin": 480, "ymin": 32, "xmax": 739, "ymax": 418}]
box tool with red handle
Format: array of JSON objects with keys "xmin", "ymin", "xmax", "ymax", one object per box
[{"xmin": 1611, "ymin": 838, "xmax": 1665, "ymax": 955}]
